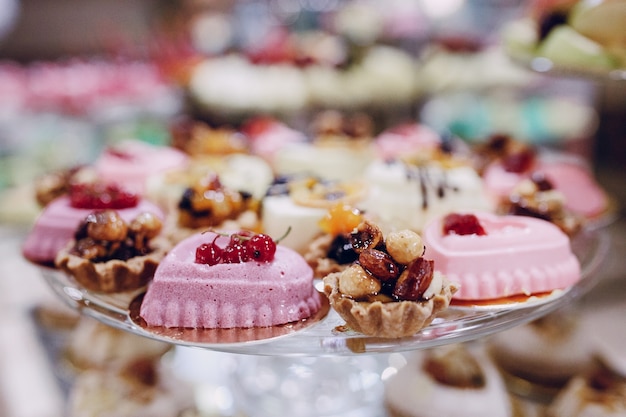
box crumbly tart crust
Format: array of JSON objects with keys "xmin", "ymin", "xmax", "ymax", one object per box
[
  {"xmin": 304, "ymin": 233, "xmax": 348, "ymax": 277},
  {"xmin": 55, "ymin": 237, "xmax": 171, "ymax": 293},
  {"xmin": 323, "ymin": 272, "xmax": 457, "ymax": 338}
]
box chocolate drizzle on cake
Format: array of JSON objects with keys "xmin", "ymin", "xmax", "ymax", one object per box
[{"xmin": 401, "ymin": 162, "xmax": 460, "ymax": 210}]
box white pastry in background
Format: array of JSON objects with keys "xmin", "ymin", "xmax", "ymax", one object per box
[
  {"xmin": 67, "ymin": 359, "xmax": 196, "ymax": 417},
  {"xmin": 189, "ymin": 54, "xmax": 309, "ymax": 116},
  {"xmin": 359, "ymin": 159, "xmax": 492, "ymax": 233},
  {"xmin": 488, "ymin": 310, "xmax": 595, "ymax": 400},
  {"xmin": 66, "ymin": 317, "xmax": 171, "ymax": 371},
  {"xmin": 384, "ymin": 344, "xmax": 514, "ymax": 417}
]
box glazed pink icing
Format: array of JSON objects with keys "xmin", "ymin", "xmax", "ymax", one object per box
[
  {"xmin": 539, "ymin": 162, "xmax": 608, "ymax": 218},
  {"xmin": 22, "ymin": 196, "xmax": 164, "ymax": 266},
  {"xmin": 139, "ymin": 231, "xmax": 321, "ymax": 328},
  {"xmin": 482, "ymin": 158, "xmax": 608, "ymax": 218},
  {"xmin": 94, "ymin": 140, "xmax": 189, "ymax": 194},
  {"xmin": 374, "ymin": 123, "xmax": 441, "ymax": 161},
  {"xmin": 423, "ymin": 212, "xmax": 581, "ymax": 300}
]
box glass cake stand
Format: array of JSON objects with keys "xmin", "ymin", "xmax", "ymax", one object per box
[
  {"xmin": 40, "ymin": 226, "xmax": 609, "ymax": 356},
  {"xmin": 507, "ymin": 48, "xmax": 626, "ymax": 82},
  {"xmin": 39, "ymin": 226, "xmax": 609, "ymax": 417}
]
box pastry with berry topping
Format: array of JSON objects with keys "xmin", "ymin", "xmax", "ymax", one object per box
[
  {"xmin": 422, "ymin": 211, "xmax": 580, "ymax": 301},
  {"xmin": 479, "ymin": 137, "xmax": 612, "ymax": 224},
  {"xmin": 55, "ymin": 209, "xmax": 170, "ymax": 293},
  {"xmin": 139, "ymin": 229, "xmax": 322, "ymax": 329},
  {"xmin": 384, "ymin": 344, "xmax": 515, "ymax": 417},
  {"xmin": 93, "ymin": 140, "xmax": 189, "ymax": 195},
  {"xmin": 322, "ymin": 220, "xmax": 457, "ymax": 338},
  {"xmin": 358, "ymin": 156, "xmax": 492, "ymax": 234},
  {"xmin": 22, "ymin": 183, "xmax": 164, "ymax": 267},
  {"xmin": 373, "ymin": 122, "xmax": 443, "ymax": 162},
  {"xmin": 242, "ymin": 116, "xmax": 307, "ymax": 166}
]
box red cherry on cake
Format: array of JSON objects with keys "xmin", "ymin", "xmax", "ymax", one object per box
[
  {"xmin": 223, "ymin": 242, "xmax": 250, "ymax": 263},
  {"xmin": 194, "ymin": 231, "xmax": 280, "ymax": 265},
  {"xmin": 442, "ymin": 213, "xmax": 487, "ymax": 236},
  {"xmin": 246, "ymin": 233, "xmax": 277, "ymax": 262},
  {"xmin": 195, "ymin": 235, "xmax": 222, "ymax": 265}
]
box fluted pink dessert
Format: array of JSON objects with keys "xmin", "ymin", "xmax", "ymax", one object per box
[
  {"xmin": 482, "ymin": 156, "xmax": 609, "ymax": 219},
  {"xmin": 94, "ymin": 140, "xmax": 189, "ymax": 195},
  {"xmin": 22, "ymin": 197, "xmax": 164, "ymax": 267},
  {"xmin": 139, "ymin": 231, "xmax": 322, "ymax": 329},
  {"xmin": 243, "ymin": 117, "xmax": 307, "ymax": 164},
  {"xmin": 538, "ymin": 161, "xmax": 609, "ymax": 219},
  {"xmin": 423, "ymin": 212, "xmax": 581, "ymax": 300},
  {"xmin": 374, "ymin": 123, "xmax": 441, "ymax": 161}
]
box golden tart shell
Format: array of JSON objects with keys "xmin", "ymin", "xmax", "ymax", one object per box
[
  {"xmin": 55, "ymin": 237, "xmax": 171, "ymax": 293},
  {"xmin": 323, "ymin": 272, "xmax": 457, "ymax": 338}
]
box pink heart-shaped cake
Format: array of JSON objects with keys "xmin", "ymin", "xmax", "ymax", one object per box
[
  {"xmin": 422, "ymin": 212, "xmax": 581, "ymax": 300},
  {"xmin": 139, "ymin": 231, "xmax": 322, "ymax": 329}
]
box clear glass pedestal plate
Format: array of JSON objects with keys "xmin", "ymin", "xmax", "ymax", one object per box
[{"xmin": 39, "ymin": 226, "xmax": 610, "ymax": 417}]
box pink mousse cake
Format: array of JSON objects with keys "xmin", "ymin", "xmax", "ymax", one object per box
[
  {"xmin": 482, "ymin": 156, "xmax": 609, "ymax": 219},
  {"xmin": 139, "ymin": 231, "xmax": 322, "ymax": 329},
  {"xmin": 22, "ymin": 196, "xmax": 164, "ymax": 267},
  {"xmin": 422, "ymin": 212, "xmax": 581, "ymax": 300},
  {"xmin": 93, "ymin": 140, "xmax": 189, "ymax": 195},
  {"xmin": 373, "ymin": 122, "xmax": 441, "ymax": 161}
]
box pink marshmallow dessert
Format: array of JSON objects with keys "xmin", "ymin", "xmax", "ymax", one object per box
[
  {"xmin": 422, "ymin": 212, "xmax": 581, "ymax": 301},
  {"xmin": 139, "ymin": 231, "xmax": 322, "ymax": 329},
  {"xmin": 373, "ymin": 122, "xmax": 442, "ymax": 161},
  {"xmin": 482, "ymin": 155, "xmax": 610, "ymax": 220},
  {"xmin": 93, "ymin": 140, "xmax": 190, "ymax": 195},
  {"xmin": 22, "ymin": 187, "xmax": 164, "ymax": 267}
]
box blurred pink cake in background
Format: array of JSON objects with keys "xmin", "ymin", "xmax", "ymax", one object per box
[
  {"xmin": 373, "ymin": 122, "xmax": 442, "ymax": 161},
  {"xmin": 93, "ymin": 140, "xmax": 190, "ymax": 195},
  {"xmin": 139, "ymin": 230, "xmax": 322, "ymax": 329},
  {"xmin": 483, "ymin": 153, "xmax": 611, "ymax": 221},
  {"xmin": 242, "ymin": 116, "xmax": 307, "ymax": 166},
  {"xmin": 422, "ymin": 211, "xmax": 580, "ymax": 301},
  {"xmin": 22, "ymin": 184, "xmax": 164, "ymax": 267}
]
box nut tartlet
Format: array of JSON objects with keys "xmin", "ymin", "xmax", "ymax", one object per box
[
  {"xmin": 322, "ymin": 220, "xmax": 457, "ymax": 338},
  {"xmin": 56, "ymin": 210, "xmax": 170, "ymax": 293}
]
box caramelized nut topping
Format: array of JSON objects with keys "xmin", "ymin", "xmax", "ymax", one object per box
[
  {"xmin": 358, "ymin": 248, "xmax": 400, "ymax": 283},
  {"xmin": 349, "ymin": 220, "xmax": 383, "ymax": 253},
  {"xmin": 72, "ymin": 210, "xmax": 162, "ymax": 263},
  {"xmin": 393, "ymin": 258, "xmax": 434, "ymax": 301}
]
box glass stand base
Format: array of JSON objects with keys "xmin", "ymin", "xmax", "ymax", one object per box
[{"xmin": 171, "ymin": 347, "xmax": 391, "ymax": 417}]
